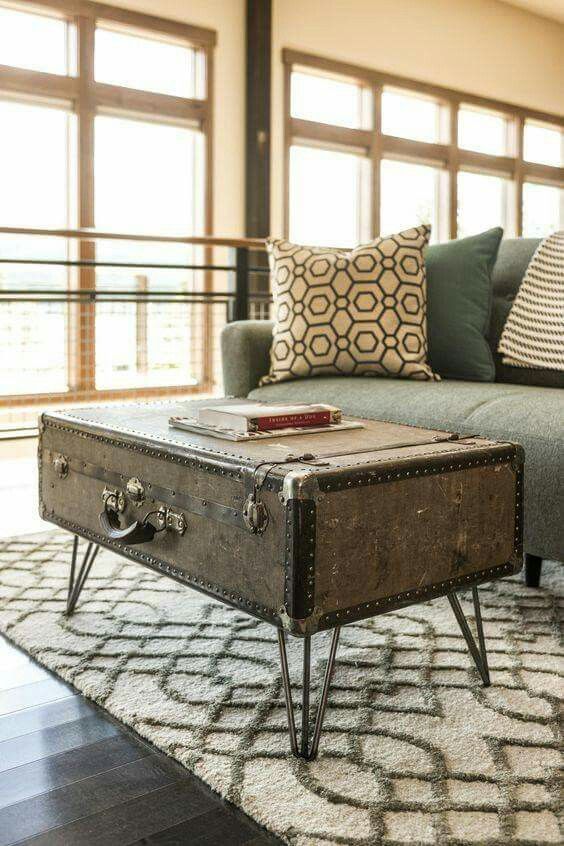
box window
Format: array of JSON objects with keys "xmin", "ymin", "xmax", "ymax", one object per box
[
  {"xmin": 524, "ymin": 121, "xmax": 563, "ymax": 167},
  {"xmin": 457, "ymin": 172, "xmax": 510, "ymax": 238},
  {"xmin": 382, "ymin": 89, "xmax": 442, "ymax": 144},
  {"xmin": 522, "ymin": 182, "xmax": 563, "ymax": 237},
  {"xmin": 285, "ymin": 51, "xmax": 564, "ymax": 246},
  {"xmin": 0, "ymin": 5, "xmax": 74, "ymax": 75},
  {"xmin": 458, "ymin": 106, "xmax": 508, "ymax": 156},
  {"xmin": 289, "ymin": 146, "xmax": 369, "ymax": 247},
  {"xmin": 95, "ymin": 26, "xmax": 204, "ymax": 99},
  {"xmin": 0, "ymin": 0, "xmax": 214, "ymax": 406},
  {"xmin": 291, "ymin": 70, "xmax": 369, "ymax": 129},
  {"xmin": 380, "ymin": 160, "xmax": 443, "ymax": 240}
]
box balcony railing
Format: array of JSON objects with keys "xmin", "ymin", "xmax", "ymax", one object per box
[{"xmin": 0, "ymin": 227, "xmax": 272, "ymax": 437}]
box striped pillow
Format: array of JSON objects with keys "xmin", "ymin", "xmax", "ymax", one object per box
[{"xmin": 498, "ymin": 231, "xmax": 564, "ymax": 371}]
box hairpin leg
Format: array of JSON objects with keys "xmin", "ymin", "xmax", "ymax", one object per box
[
  {"xmin": 66, "ymin": 535, "xmax": 99, "ymax": 616},
  {"xmin": 448, "ymin": 586, "xmax": 490, "ymax": 686},
  {"xmin": 277, "ymin": 626, "xmax": 341, "ymax": 760}
]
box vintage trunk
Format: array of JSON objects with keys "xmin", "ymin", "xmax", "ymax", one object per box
[{"xmin": 39, "ymin": 402, "xmax": 523, "ymax": 636}]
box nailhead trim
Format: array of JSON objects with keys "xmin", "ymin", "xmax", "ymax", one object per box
[{"xmin": 319, "ymin": 558, "xmax": 520, "ymax": 629}]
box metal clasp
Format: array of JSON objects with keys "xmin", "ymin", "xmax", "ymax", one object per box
[
  {"xmin": 126, "ymin": 477, "xmax": 145, "ymax": 505},
  {"xmin": 243, "ymin": 494, "xmax": 269, "ymax": 535},
  {"xmin": 52, "ymin": 453, "xmax": 69, "ymax": 479},
  {"xmin": 156, "ymin": 506, "xmax": 186, "ymax": 536},
  {"xmin": 102, "ymin": 486, "xmax": 126, "ymax": 514}
]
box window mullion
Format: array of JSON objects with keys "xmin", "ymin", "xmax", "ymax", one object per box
[
  {"xmin": 371, "ymin": 83, "xmax": 382, "ymax": 237},
  {"xmin": 515, "ymin": 115, "xmax": 525, "ymax": 237},
  {"xmin": 73, "ymin": 13, "xmax": 96, "ymax": 396},
  {"xmin": 448, "ymin": 101, "xmax": 459, "ymax": 239}
]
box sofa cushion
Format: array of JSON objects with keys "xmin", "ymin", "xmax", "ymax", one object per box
[
  {"xmin": 426, "ymin": 227, "xmax": 502, "ymax": 382},
  {"xmin": 489, "ymin": 238, "xmax": 564, "ymax": 388},
  {"xmin": 250, "ymin": 377, "xmax": 564, "ymax": 561},
  {"xmin": 261, "ymin": 227, "xmax": 438, "ymax": 385}
]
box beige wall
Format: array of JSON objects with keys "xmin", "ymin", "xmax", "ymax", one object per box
[
  {"xmin": 109, "ymin": 0, "xmax": 246, "ymax": 238},
  {"xmin": 270, "ymin": 0, "xmax": 564, "ymax": 234}
]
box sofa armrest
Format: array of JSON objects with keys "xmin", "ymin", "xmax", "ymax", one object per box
[{"xmin": 221, "ymin": 320, "xmax": 274, "ymax": 397}]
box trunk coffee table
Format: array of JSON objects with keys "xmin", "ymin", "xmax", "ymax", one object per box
[{"xmin": 39, "ymin": 400, "xmax": 523, "ymax": 760}]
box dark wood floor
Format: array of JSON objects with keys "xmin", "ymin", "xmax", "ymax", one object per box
[{"xmin": 0, "ymin": 632, "xmax": 282, "ymax": 846}]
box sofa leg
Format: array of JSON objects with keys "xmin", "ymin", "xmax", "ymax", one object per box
[{"xmin": 524, "ymin": 553, "xmax": 542, "ymax": 587}]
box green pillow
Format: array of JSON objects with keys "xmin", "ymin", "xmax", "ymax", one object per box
[{"xmin": 426, "ymin": 227, "xmax": 503, "ymax": 381}]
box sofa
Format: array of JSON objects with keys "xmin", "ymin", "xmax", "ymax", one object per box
[{"xmin": 221, "ymin": 238, "xmax": 564, "ymax": 585}]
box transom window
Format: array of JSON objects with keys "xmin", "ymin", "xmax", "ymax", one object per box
[{"xmin": 284, "ymin": 50, "xmax": 564, "ymax": 245}]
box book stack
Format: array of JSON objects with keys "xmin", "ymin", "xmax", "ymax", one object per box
[{"xmin": 169, "ymin": 402, "xmax": 363, "ymax": 441}]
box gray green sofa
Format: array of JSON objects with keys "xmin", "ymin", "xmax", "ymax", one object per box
[{"xmin": 221, "ymin": 238, "xmax": 563, "ymax": 585}]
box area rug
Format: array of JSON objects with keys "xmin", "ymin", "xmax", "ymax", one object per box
[{"xmin": 0, "ymin": 531, "xmax": 562, "ymax": 845}]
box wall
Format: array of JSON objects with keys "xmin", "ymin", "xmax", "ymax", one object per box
[
  {"xmin": 270, "ymin": 0, "xmax": 564, "ymax": 234},
  {"xmin": 110, "ymin": 0, "xmax": 246, "ymax": 238}
]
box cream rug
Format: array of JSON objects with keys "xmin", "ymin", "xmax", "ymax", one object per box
[{"xmin": 0, "ymin": 531, "xmax": 562, "ymax": 845}]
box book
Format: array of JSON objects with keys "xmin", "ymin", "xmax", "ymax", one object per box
[
  {"xmin": 197, "ymin": 402, "xmax": 341, "ymax": 434},
  {"xmin": 168, "ymin": 415, "xmax": 364, "ymax": 442}
]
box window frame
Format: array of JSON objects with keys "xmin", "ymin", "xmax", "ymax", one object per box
[
  {"xmin": 0, "ymin": 0, "xmax": 215, "ymax": 401},
  {"xmin": 283, "ymin": 49, "xmax": 564, "ymax": 241}
]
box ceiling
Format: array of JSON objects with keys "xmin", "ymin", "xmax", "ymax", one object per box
[{"xmin": 498, "ymin": 0, "xmax": 564, "ymax": 23}]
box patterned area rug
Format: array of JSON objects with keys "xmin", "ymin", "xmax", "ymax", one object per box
[{"xmin": 0, "ymin": 531, "xmax": 562, "ymax": 846}]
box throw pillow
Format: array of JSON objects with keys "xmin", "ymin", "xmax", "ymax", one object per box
[
  {"xmin": 260, "ymin": 226, "xmax": 438, "ymax": 385},
  {"xmin": 498, "ymin": 230, "xmax": 564, "ymax": 372},
  {"xmin": 425, "ymin": 227, "xmax": 503, "ymax": 381}
]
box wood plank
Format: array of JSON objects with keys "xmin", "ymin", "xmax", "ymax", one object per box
[
  {"xmin": 124, "ymin": 806, "xmax": 259, "ymax": 845},
  {"xmin": 0, "ymin": 713, "xmax": 120, "ymax": 772},
  {"xmin": 14, "ymin": 779, "xmax": 217, "ymax": 846},
  {"xmin": 0, "ymin": 661, "xmax": 50, "ymax": 692},
  {"xmin": 0, "ymin": 696, "xmax": 96, "ymax": 743},
  {"xmin": 0, "ymin": 755, "xmax": 181, "ymax": 846},
  {"xmin": 246, "ymin": 0, "xmax": 272, "ymax": 238},
  {"xmin": 0, "ymin": 733, "xmax": 150, "ymax": 811},
  {"xmin": 0, "ymin": 678, "xmax": 75, "ymax": 718},
  {"xmin": 289, "ymin": 117, "xmax": 372, "ymax": 151},
  {"xmin": 0, "ymin": 64, "xmax": 78, "ymax": 102},
  {"xmin": 94, "ymin": 82, "xmax": 206, "ymax": 124}
]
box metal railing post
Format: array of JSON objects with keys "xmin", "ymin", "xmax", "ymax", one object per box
[{"xmin": 232, "ymin": 246, "xmax": 249, "ymax": 322}]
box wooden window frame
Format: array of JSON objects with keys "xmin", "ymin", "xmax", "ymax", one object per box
[
  {"xmin": 283, "ymin": 49, "xmax": 564, "ymax": 240},
  {"xmin": 0, "ymin": 0, "xmax": 215, "ymax": 402}
]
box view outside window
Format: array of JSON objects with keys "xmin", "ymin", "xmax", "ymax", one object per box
[
  {"xmin": 0, "ymin": 6, "xmax": 73, "ymax": 75},
  {"xmin": 95, "ymin": 27, "xmax": 203, "ymax": 99},
  {"xmin": 458, "ymin": 107, "xmax": 508, "ymax": 156},
  {"xmin": 291, "ymin": 70, "xmax": 369, "ymax": 129},
  {"xmin": 0, "ymin": 100, "xmax": 75, "ymax": 396},
  {"xmin": 0, "ymin": 1, "xmax": 210, "ymax": 423},
  {"xmin": 289, "ymin": 145, "xmax": 368, "ymax": 247},
  {"xmin": 94, "ymin": 115, "xmax": 205, "ymax": 390},
  {"xmin": 382, "ymin": 89, "xmax": 442, "ymax": 143},
  {"xmin": 522, "ymin": 182, "xmax": 563, "ymax": 237},
  {"xmin": 380, "ymin": 160, "xmax": 442, "ymax": 240},
  {"xmin": 458, "ymin": 171, "xmax": 509, "ymax": 238},
  {"xmin": 524, "ymin": 121, "xmax": 562, "ymax": 167}
]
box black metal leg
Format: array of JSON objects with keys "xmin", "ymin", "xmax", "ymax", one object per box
[
  {"xmin": 277, "ymin": 627, "xmax": 341, "ymax": 761},
  {"xmin": 524, "ymin": 553, "xmax": 542, "ymax": 587},
  {"xmin": 66, "ymin": 535, "xmax": 99, "ymax": 615},
  {"xmin": 448, "ymin": 587, "xmax": 490, "ymax": 686}
]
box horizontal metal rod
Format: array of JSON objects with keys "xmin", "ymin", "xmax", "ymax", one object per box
[
  {"xmin": 0, "ymin": 259, "xmax": 269, "ymax": 273},
  {"xmin": 0, "ymin": 297, "xmax": 236, "ymax": 305},
  {"xmin": 0, "ymin": 288, "xmax": 272, "ymax": 297}
]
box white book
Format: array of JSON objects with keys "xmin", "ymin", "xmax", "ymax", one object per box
[
  {"xmin": 169, "ymin": 415, "xmax": 363, "ymax": 442},
  {"xmin": 197, "ymin": 402, "xmax": 341, "ymax": 433}
]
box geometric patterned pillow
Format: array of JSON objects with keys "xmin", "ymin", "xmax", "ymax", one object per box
[{"xmin": 260, "ymin": 226, "xmax": 439, "ymax": 385}]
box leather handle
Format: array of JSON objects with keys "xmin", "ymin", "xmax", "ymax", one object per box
[{"xmin": 99, "ymin": 508, "xmax": 156, "ymax": 544}]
